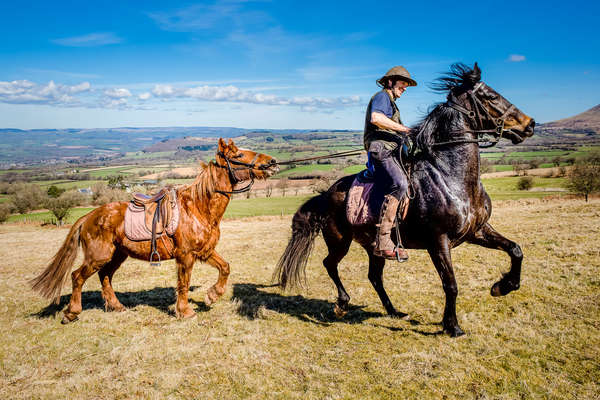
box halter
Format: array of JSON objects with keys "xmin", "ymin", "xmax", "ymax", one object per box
[
  {"xmin": 437, "ymin": 82, "xmax": 515, "ymax": 148},
  {"xmin": 214, "ymin": 150, "xmax": 267, "ymax": 196}
]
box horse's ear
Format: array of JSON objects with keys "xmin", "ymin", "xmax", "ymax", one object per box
[
  {"xmin": 227, "ymin": 138, "xmax": 239, "ymax": 152},
  {"xmin": 473, "ymin": 62, "xmax": 481, "ymax": 82},
  {"xmin": 218, "ymin": 138, "xmax": 226, "ymax": 152}
]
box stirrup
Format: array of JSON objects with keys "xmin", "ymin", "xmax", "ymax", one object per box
[
  {"xmin": 149, "ymin": 250, "xmax": 161, "ymax": 267},
  {"xmin": 394, "ymin": 246, "xmax": 409, "ymax": 263}
]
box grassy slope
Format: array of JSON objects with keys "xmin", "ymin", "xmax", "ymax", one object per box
[{"xmin": 0, "ymin": 198, "xmax": 598, "ymax": 398}]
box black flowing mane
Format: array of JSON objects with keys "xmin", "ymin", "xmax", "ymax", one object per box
[{"xmin": 412, "ymin": 63, "xmax": 482, "ymax": 154}]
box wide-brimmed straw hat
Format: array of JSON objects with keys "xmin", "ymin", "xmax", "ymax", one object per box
[{"xmin": 377, "ymin": 66, "xmax": 417, "ymax": 87}]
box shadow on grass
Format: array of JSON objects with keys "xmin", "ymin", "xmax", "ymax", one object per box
[
  {"xmin": 31, "ymin": 286, "xmax": 210, "ymax": 319},
  {"xmin": 231, "ymin": 283, "xmax": 444, "ymax": 336}
]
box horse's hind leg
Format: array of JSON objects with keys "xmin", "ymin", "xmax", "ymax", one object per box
[
  {"xmin": 469, "ymin": 222, "xmax": 522, "ymax": 296},
  {"xmin": 366, "ymin": 252, "xmax": 408, "ymax": 318},
  {"xmin": 322, "ymin": 224, "xmax": 352, "ymax": 318},
  {"xmin": 62, "ymin": 258, "xmax": 110, "ymax": 324},
  {"xmin": 98, "ymin": 250, "xmax": 128, "ymax": 312}
]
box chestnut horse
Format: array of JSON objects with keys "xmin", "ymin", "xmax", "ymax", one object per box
[
  {"xmin": 274, "ymin": 63, "xmax": 535, "ymax": 336},
  {"xmin": 31, "ymin": 138, "xmax": 278, "ymax": 323}
]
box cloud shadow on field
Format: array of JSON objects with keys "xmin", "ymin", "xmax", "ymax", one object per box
[{"xmin": 31, "ymin": 286, "xmax": 210, "ymax": 318}]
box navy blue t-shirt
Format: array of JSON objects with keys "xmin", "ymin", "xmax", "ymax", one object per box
[{"xmin": 369, "ymin": 91, "xmax": 394, "ymax": 120}]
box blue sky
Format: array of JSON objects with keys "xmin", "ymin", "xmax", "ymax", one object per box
[{"xmin": 0, "ymin": 0, "xmax": 598, "ymax": 129}]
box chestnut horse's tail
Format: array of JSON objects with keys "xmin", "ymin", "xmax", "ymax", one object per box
[
  {"xmin": 274, "ymin": 193, "xmax": 327, "ymax": 290},
  {"xmin": 30, "ymin": 213, "xmax": 89, "ymax": 304}
]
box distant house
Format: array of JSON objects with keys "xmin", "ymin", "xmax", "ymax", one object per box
[
  {"xmin": 78, "ymin": 187, "xmax": 93, "ymax": 196},
  {"xmin": 142, "ymin": 179, "xmax": 159, "ymax": 187}
]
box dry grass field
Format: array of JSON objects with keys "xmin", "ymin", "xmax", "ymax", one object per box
[{"xmin": 0, "ymin": 198, "xmax": 599, "ymax": 399}]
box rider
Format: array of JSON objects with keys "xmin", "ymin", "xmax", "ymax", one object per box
[{"xmin": 364, "ymin": 66, "xmax": 417, "ymax": 261}]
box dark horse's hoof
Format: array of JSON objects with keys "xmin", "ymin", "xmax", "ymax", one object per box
[
  {"xmin": 445, "ymin": 325, "xmax": 465, "ymax": 337},
  {"xmin": 491, "ymin": 279, "xmax": 520, "ymax": 297},
  {"xmin": 390, "ymin": 310, "xmax": 410, "ymax": 320}
]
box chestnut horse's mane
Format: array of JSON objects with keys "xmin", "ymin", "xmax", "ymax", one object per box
[{"xmin": 187, "ymin": 161, "xmax": 220, "ymax": 201}]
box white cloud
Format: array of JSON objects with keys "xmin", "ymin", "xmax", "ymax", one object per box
[
  {"xmin": 102, "ymin": 98, "xmax": 128, "ymax": 109},
  {"xmin": 508, "ymin": 54, "xmax": 526, "ymax": 62},
  {"xmin": 150, "ymin": 83, "xmax": 361, "ymax": 109},
  {"xmin": 104, "ymin": 88, "xmax": 132, "ymax": 98},
  {"xmin": 67, "ymin": 82, "xmax": 91, "ymax": 94},
  {"xmin": 0, "ymin": 79, "xmax": 360, "ymax": 112},
  {"xmin": 152, "ymin": 84, "xmax": 177, "ymax": 97},
  {"xmin": 51, "ymin": 32, "xmax": 122, "ymax": 47},
  {"xmin": 0, "ymin": 80, "xmax": 91, "ymax": 105}
]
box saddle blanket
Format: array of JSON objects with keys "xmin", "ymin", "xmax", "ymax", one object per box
[
  {"xmin": 124, "ymin": 199, "xmax": 180, "ymax": 241},
  {"xmin": 346, "ymin": 174, "xmax": 377, "ymax": 226}
]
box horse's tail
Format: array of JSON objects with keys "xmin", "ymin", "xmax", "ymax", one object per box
[
  {"xmin": 273, "ymin": 193, "xmax": 328, "ymax": 290},
  {"xmin": 30, "ymin": 213, "xmax": 89, "ymax": 304}
]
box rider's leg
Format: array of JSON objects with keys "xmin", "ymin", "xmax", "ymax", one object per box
[{"xmin": 370, "ymin": 143, "xmax": 409, "ymax": 261}]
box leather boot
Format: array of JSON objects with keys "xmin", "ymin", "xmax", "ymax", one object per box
[{"xmin": 374, "ymin": 195, "xmax": 409, "ymax": 261}]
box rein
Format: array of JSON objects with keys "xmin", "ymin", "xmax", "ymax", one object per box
[
  {"xmin": 275, "ymin": 149, "xmax": 365, "ymax": 166},
  {"xmin": 434, "ymin": 82, "xmax": 514, "ymax": 148},
  {"xmin": 214, "ymin": 151, "xmax": 260, "ymax": 196}
]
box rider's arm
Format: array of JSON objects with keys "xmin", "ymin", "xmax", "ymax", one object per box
[{"xmin": 370, "ymin": 111, "xmax": 411, "ymax": 133}]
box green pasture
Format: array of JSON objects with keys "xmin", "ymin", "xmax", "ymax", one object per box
[
  {"xmin": 82, "ymin": 166, "xmax": 137, "ymax": 178},
  {"xmin": 33, "ymin": 180, "xmax": 104, "ymax": 190},
  {"xmin": 123, "ymin": 151, "xmax": 175, "ymax": 159},
  {"xmin": 275, "ymin": 164, "xmax": 337, "ymax": 177},
  {"xmin": 7, "ymin": 207, "xmax": 96, "ymax": 224},
  {"xmin": 225, "ymin": 195, "xmax": 312, "ymax": 218},
  {"xmin": 482, "ymin": 176, "xmax": 567, "ymax": 200}
]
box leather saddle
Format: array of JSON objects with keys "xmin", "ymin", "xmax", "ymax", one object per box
[
  {"xmin": 125, "ymin": 187, "xmax": 180, "ymax": 265},
  {"xmin": 131, "ymin": 188, "xmax": 174, "ymax": 235}
]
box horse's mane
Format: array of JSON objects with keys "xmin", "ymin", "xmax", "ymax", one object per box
[
  {"xmin": 413, "ymin": 63, "xmax": 481, "ymax": 154},
  {"xmin": 188, "ymin": 161, "xmax": 220, "ymax": 201}
]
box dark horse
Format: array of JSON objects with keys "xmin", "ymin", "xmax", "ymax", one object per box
[
  {"xmin": 274, "ymin": 63, "xmax": 535, "ymax": 336},
  {"xmin": 31, "ymin": 139, "xmax": 278, "ymax": 323}
]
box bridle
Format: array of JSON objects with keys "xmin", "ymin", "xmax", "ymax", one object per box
[
  {"xmin": 214, "ymin": 150, "xmax": 271, "ymax": 196},
  {"xmin": 435, "ymin": 82, "xmax": 515, "ymax": 148}
]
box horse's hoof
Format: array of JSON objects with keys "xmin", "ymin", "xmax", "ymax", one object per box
[
  {"xmin": 61, "ymin": 315, "xmax": 78, "ymax": 324},
  {"xmin": 105, "ymin": 303, "xmax": 126, "ymax": 312},
  {"xmin": 445, "ymin": 325, "xmax": 465, "ymax": 337},
  {"xmin": 390, "ymin": 311, "xmax": 410, "ymax": 320},
  {"xmin": 491, "ymin": 282, "xmax": 503, "ymax": 297},
  {"xmin": 491, "ymin": 280, "xmax": 520, "ymax": 297},
  {"xmin": 179, "ymin": 309, "xmax": 196, "ymax": 319},
  {"xmin": 333, "ymin": 304, "xmax": 348, "ymax": 318},
  {"xmin": 175, "ymin": 303, "xmax": 196, "ymax": 319}
]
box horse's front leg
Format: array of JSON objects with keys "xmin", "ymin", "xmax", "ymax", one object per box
[
  {"xmin": 427, "ymin": 235, "xmax": 464, "ymax": 337},
  {"xmin": 468, "ymin": 223, "xmax": 522, "ymax": 296},
  {"xmin": 204, "ymin": 251, "xmax": 230, "ymax": 306},
  {"xmin": 175, "ymin": 253, "xmax": 196, "ymax": 318}
]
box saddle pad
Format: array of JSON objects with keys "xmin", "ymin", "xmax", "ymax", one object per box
[
  {"xmin": 346, "ymin": 176, "xmax": 376, "ymax": 226},
  {"xmin": 124, "ymin": 200, "xmax": 180, "ymax": 241}
]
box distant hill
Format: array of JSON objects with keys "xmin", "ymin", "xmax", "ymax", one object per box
[
  {"xmin": 0, "ymin": 126, "xmax": 336, "ymax": 165},
  {"xmin": 538, "ymin": 104, "xmax": 600, "ymax": 135}
]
